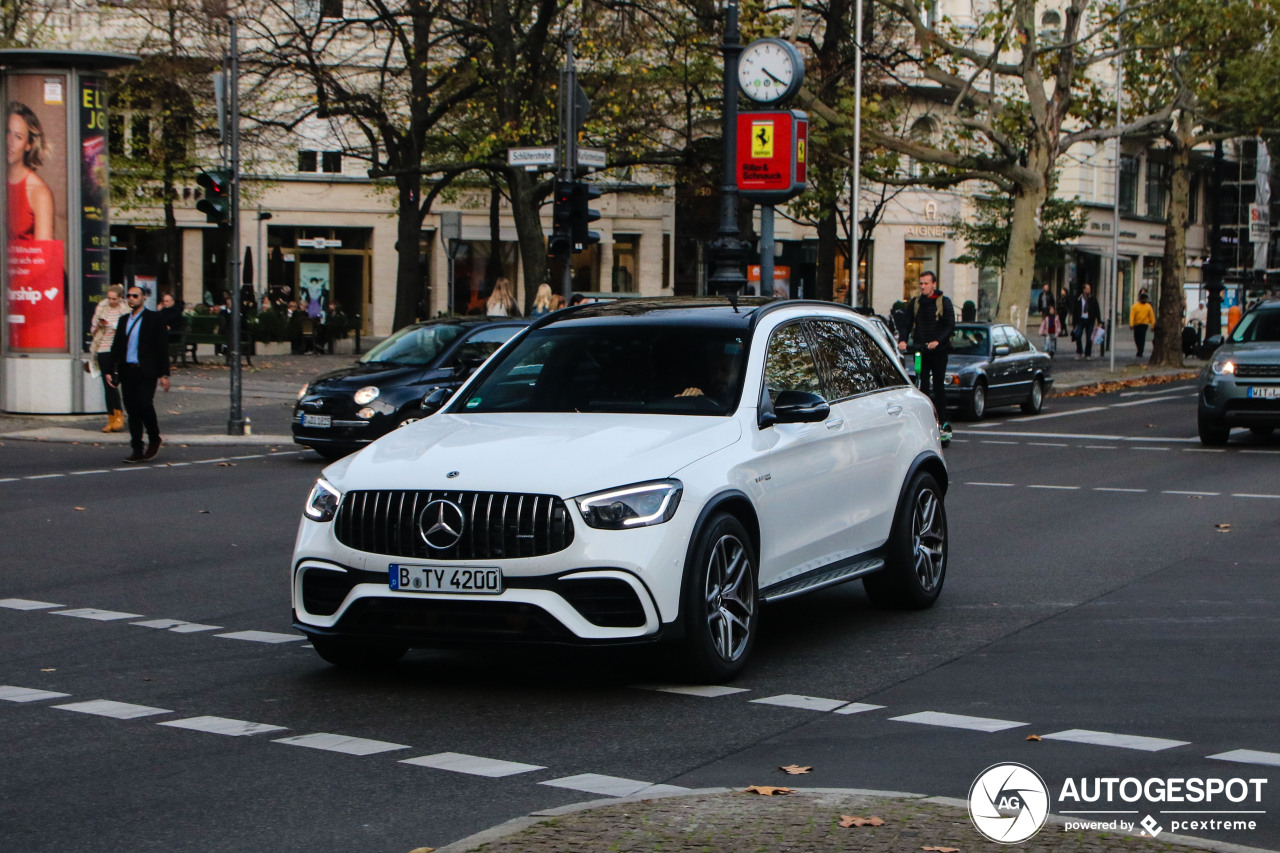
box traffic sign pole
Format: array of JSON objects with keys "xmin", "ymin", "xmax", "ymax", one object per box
[{"xmin": 227, "ymin": 16, "xmax": 245, "ymax": 436}]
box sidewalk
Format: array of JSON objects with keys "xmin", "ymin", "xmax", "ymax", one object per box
[{"xmin": 429, "ymin": 787, "xmax": 1275, "ymax": 853}]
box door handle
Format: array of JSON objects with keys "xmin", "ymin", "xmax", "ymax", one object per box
[
  {"xmin": 825, "ymin": 418, "xmax": 844, "ymax": 429},
  {"xmin": 886, "ymin": 405, "xmax": 903, "ymax": 416}
]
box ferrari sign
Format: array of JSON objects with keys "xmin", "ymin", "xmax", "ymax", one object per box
[{"xmin": 736, "ymin": 110, "xmax": 807, "ymax": 203}]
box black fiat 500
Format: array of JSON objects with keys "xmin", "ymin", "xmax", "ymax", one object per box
[{"xmin": 292, "ymin": 317, "xmax": 529, "ymax": 459}]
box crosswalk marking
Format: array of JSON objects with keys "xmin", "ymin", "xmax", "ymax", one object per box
[
  {"xmin": 751, "ymin": 694, "xmax": 849, "ymax": 712},
  {"xmin": 833, "ymin": 702, "xmax": 886, "ymax": 715},
  {"xmin": 891, "ymin": 711, "xmax": 1027, "ymax": 732},
  {"xmin": 51, "ymin": 608, "xmax": 143, "ymax": 621},
  {"xmin": 160, "ymin": 716, "xmax": 287, "ymax": 737},
  {"xmin": 132, "ymin": 619, "xmax": 222, "ymax": 633},
  {"xmin": 1208, "ymin": 749, "xmax": 1280, "ymax": 767},
  {"xmin": 0, "ymin": 598, "xmax": 62, "ymax": 610},
  {"xmin": 53, "ymin": 700, "xmax": 171, "ymax": 719},
  {"xmin": 540, "ymin": 773, "xmax": 688, "ymax": 798},
  {"xmin": 215, "ymin": 630, "xmax": 306, "ymax": 644},
  {"xmin": 401, "ymin": 752, "xmax": 546, "ymax": 777},
  {"xmin": 1041, "ymin": 728, "xmax": 1189, "ymax": 752},
  {"xmin": 636, "ymin": 684, "xmax": 750, "ymax": 698},
  {"xmin": 273, "ymin": 732, "xmax": 410, "ymax": 755},
  {"xmin": 0, "ymin": 686, "xmax": 70, "ymax": 702}
]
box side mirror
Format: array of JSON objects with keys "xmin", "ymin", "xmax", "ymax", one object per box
[
  {"xmin": 993, "ymin": 345, "xmax": 1011, "ymax": 357},
  {"xmin": 420, "ymin": 386, "xmax": 454, "ymax": 416},
  {"xmin": 761, "ymin": 390, "xmax": 830, "ymax": 427},
  {"xmin": 1204, "ymin": 335, "xmax": 1224, "ymax": 351}
]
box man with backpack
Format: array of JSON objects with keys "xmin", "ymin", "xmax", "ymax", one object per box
[{"xmin": 897, "ymin": 271, "xmax": 955, "ymax": 442}]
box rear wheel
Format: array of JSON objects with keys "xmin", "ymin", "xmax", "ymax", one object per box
[
  {"xmin": 864, "ymin": 472, "xmax": 947, "ymax": 609},
  {"xmin": 1197, "ymin": 410, "xmax": 1231, "ymax": 446},
  {"xmin": 311, "ymin": 636, "xmax": 407, "ymax": 669},
  {"xmin": 964, "ymin": 382, "xmax": 987, "ymax": 420},
  {"xmin": 1020, "ymin": 378, "xmax": 1044, "ymax": 414},
  {"xmin": 679, "ymin": 513, "xmax": 758, "ymax": 682}
]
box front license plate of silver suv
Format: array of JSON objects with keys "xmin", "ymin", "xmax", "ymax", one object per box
[
  {"xmin": 389, "ymin": 564, "xmax": 503, "ymax": 594},
  {"xmin": 1247, "ymin": 386, "xmax": 1280, "ymax": 399}
]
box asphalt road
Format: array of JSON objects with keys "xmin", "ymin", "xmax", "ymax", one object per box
[{"xmin": 2, "ymin": 380, "xmax": 1278, "ymax": 852}]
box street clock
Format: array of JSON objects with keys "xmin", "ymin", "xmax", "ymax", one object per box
[{"xmin": 738, "ymin": 38, "xmax": 805, "ymax": 104}]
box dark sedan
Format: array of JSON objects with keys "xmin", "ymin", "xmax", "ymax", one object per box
[
  {"xmin": 911, "ymin": 323, "xmax": 1053, "ymax": 419},
  {"xmin": 292, "ymin": 316, "xmax": 529, "ymax": 459}
]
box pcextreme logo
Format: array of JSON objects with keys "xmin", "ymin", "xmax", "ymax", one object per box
[{"xmin": 968, "ymin": 762, "xmax": 1051, "ymax": 843}]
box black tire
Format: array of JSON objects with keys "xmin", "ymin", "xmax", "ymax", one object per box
[
  {"xmin": 1020, "ymin": 378, "xmax": 1044, "ymax": 414},
  {"xmin": 964, "ymin": 382, "xmax": 987, "ymax": 420},
  {"xmin": 1249, "ymin": 426, "xmax": 1273, "ymax": 438},
  {"xmin": 679, "ymin": 513, "xmax": 758, "ymax": 682},
  {"xmin": 311, "ymin": 636, "xmax": 407, "ymax": 669},
  {"xmin": 1197, "ymin": 410, "xmax": 1230, "ymax": 446},
  {"xmin": 863, "ymin": 472, "xmax": 947, "ymax": 609}
]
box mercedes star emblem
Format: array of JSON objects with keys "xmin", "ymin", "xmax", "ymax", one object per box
[{"xmin": 419, "ymin": 499, "xmax": 465, "ymax": 550}]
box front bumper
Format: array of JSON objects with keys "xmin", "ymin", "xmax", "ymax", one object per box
[{"xmin": 1199, "ymin": 377, "xmax": 1280, "ymax": 427}]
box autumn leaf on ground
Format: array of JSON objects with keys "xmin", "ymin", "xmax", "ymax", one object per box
[
  {"xmin": 923, "ymin": 846, "xmax": 960, "ymax": 852},
  {"xmin": 744, "ymin": 785, "xmax": 794, "ymax": 796},
  {"xmin": 839, "ymin": 815, "xmax": 885, "ymax": 827},
  {"xmin": 407, "ymin": 848, "xmax": 435, "ymax": 853},
  {"xmin": 74, "ymin": 507, "xmax": 85, "ymax": 511},
  {"xmin": 1026, "ymin": 734, "xmax": 1042, "ymax": 741},
  {"xmin": 198, "ymin": 510, "xmax": 212, "ymax": 514},
  {"xmin": 217, "ymin": 462, "xmax": 235, "ymax": 467},
  {"xmin": 779, "ymin": 765, "xmax": 812, "ymax": 775},
  {"xmin": 1216, "ymin": 523, "xmax": 1231, "ymax": 532},
  {"xmin": 41, "ymin": 668, "xmax": 55, "ymax": 672}
]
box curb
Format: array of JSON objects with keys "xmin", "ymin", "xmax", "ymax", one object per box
[{"xmin": 431, "ymin": 788, "xmax": 1280, "ymax": 853}]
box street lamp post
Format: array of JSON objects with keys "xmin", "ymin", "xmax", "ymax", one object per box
[{"xmin": 707, "ymin": 0, "xmax": 747, "ymax": 297}]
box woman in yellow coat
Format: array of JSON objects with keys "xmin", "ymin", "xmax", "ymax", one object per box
[{"xmin": 1130, "ymin": 290, "xmax": 1156, "ymax": 358}]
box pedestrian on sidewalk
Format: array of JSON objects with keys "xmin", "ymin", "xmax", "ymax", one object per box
[
  {"xmin": 107, "ymin": 286, "xmax": 170, "ymax": 463},
  {"xmin": 1130, "ymin": 290, "xmax": 1155, "ymax": 358},
  {"xmin": 1036, "ymin": 282, "xmax": 1054, "ymax": 317},
  {"xmin": 1038, "ymin": 304, "xmax": 1059, "ymax": 359},
  {"xmin": 1093, "ymin": 319, "xmax": 1108, "ymax": 357},
  {"xmin": 1071, "ymin": 284, "xmax": 1101, "ymax": 357},
  {"xmin": 897, "ymin": 270, "xmax": 955, "ymax": 441},
  {"xmin": 90, "ymin": 284, "xmax": 128, "ymax": 432}
]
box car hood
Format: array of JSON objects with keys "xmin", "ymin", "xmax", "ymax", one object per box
[
  {"xmin": 324, "ymin": 412, "xmax": 744, "ymax": 497},
  {"xmin": 308, "ymin": 361, "xmax": 431, "ymax": 390},
  {"xmin": 1220, "ymin": 342, "xmax": 1280, "ymax": 362},
  {"xmin": 945, "ymin": 354, "xmax": 989, "ymax": 370}
]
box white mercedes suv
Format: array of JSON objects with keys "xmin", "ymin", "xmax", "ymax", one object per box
[{"xmin": 292, "ymin": 298, "xmax": 948, "ymax": 680}]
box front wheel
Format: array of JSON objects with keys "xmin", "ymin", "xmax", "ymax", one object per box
[
  {"xmin": 1020, "ymin": 378, "xmax": 1044, "ymax": 414},
  {"xmin": 864, "ymin": 472, "xmax": 947, "ymax": 609},
  {"xmin": 964, "ymin": 382, "xmax": 987, "ymax": 420},
  {"xmin": 310, "ymin": 636, "xmax": 407, "ymax": 669},
  {"xmin": 1197, "ymin": 409, "xmax": 1230, "ymax": 446},
  {"xmin": 679, "ymin": 513, "xmax": 758, "ymax": 682}
]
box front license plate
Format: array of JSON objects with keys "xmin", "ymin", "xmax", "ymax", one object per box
[
  {"xmin": 302, "ymin": 414, "xmax": 331, "ymax": 428},
  {"xmin": 389, "ymin": 564, "xmax": 503, "ymax": 595},
  {"xmin": 1247, "ymin": 386, "xmax": 1280, "ymax": 400}
]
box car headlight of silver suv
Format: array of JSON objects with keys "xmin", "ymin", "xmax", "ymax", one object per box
[
  {"xmin": 1211, "ymin": 358, "xmax": 1236, "ymax": 375},
  {"xmin": 304, "ymin": 478, "xmax": 342, "ymax": 522},
  {"xmin": 575, "ymin": 480, "xmax": 683, "ymax": 529}
]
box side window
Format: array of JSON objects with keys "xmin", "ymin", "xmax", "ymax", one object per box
[
  {"xmin": 990, "ymin": 326, "xmax": 1010, "ymax": 351},
  {"xmin": 1006, "ymin": 327, "xmax": 1030, "ymax": 352},
  {"xmin": 807, "ymin": 320, "xmax": 872, "ymax": 400},
  {"xmin": 453, "ymin": 326, "xmax": 522, "ymax": 367},
  {"xmin": 762, "ymin": 323, "xmax": 823, "ymax": 405},
  {"xmin": 851, "ymin": 325, "xmax": 909, "ymax": 389}
]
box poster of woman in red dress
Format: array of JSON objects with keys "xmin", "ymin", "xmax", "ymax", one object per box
[{"xmin": 6, "ymin": 76, "xmax": 68, "ymax": 353}]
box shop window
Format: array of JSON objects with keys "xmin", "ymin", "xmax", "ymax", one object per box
[
  {"xmin": 903, "ymin": 241, "xmax": 942, "ymax": 300},
  {"xmin": 613, "ymin": 235, "xmax": 639, "ymax": 292}
]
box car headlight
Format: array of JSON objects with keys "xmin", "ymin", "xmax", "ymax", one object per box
[
  {"xmin": 943, "ymin": 373, "xmax": 960, "ymax": 385},
  {"xmin": 353, "ymin": 385, "xmax": 380, "ymax": 405},
  {"xmin": 304, "ymin": 478, "xmax": 342, "ymax": 522},
  {"xmin": 575, "ymin": 480, "xmax": 683, "ymax": 529},
  {"xmin": 297, "ymin": 383, "xmax": 309, "ymax": 400},
  {"xmin": 1211, "ymin": 359, "xmax": 1236, "ymax": 375}
]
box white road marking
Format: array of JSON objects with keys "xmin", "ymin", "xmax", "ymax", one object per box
[
  {"xmin": 1095, "ymin": 487, "xmax": 1147, "ymax": 493},
  {"xmin": 0, "ymin": 598, "xmax": 62, "ymax": 610},
  {"xmin": 1163, "ymin": 490, "xmax": 1219, "ymax": 496},
  {"xmin": 1028, "ymin": 485, "xmax": 1080, "ymax": 490},
  {"xmin": 636, "ymin": 684, "xmax": 750, "ymax": 698},
  {"xmin": 215, "ymin": 630, "xmax": 306, "ymax": 644},
  {"xmin": 1085, "ymin": 445, "xmax": 1118, "ymax": 450},
  {"xmin": 963, "ymin": 429, "xmax": 1199, "ymax": 443},
  {"xmin": 1120, "ymin": 386, "xmax": 1187, "ymax": 398},
  {"xmin": 272, "ymin": 732, "xmax": 410, "ymax": 755},
  {"xmin": 1184, "ymin": 448, "xmax": 1225, "ymax": 453},
  {"xmin": 51, "ymin": 608, "xmax": 143, "ymax": 621},
  {"xmin": 981, "ymin": 440, "xmax": 1018, "ymax": 445},
  {"xmin": 25, "ymin": 474, "xmax": 64, "ymax": 480},
  {"xmin": 965, "ymin": 482, "xmax": 1014, "ymax": 487},
  {"xmin": 160, "ymin": 716, "xmax": 287, "ymax": 737},
  {"xmin": 1208, "ymin": 749, "xmax": 1280, "ymax": 767},
  {"xmin": 1133, "ymin": 446, "xmax": 1170, "ymax": 451},
  {"xmin": 1113, "ymin": 397, "xmax": 1177, "ymax": 407},
  {"xmin": 1240, "ymin": 449, "xmax": 1280, "ymax": 455},
  {"xmin": 540, "ymin": 774, "xmax": 688, "ymax": 798},
  {"xmin": 69, "ymin": 470, "xmax": 110, "ymax": 475},
  {"xmin": 833, "ymin": 702, "xmax": 886, "ymax": 715},
  {"xmin": 1233, "ymin": 493, "xmax": 1280, "ymax": 499},
  {"xmin": 1041, "ymin": 728, "xmax": 1189, "ymax": 751},
  {"xmin": 192, "ymin": 457, "xmax": 231, "ymax": 465},
  {"xmin": 0, "ymin": 686, "xmax": 70, "ymax": 702},
  {"xmin": 977, "ymin": 406, "xmax": 1109, "ymax": 424},
  {"xmin": 751, "ymin": 694, "xmax": 849, "ymax": 712},
  {"xmin": 1028, "ymin": 442, "xmax": 1068, "ymax": 447},
  {"xmin": 53, "ymin": 700, "xmax": 172, "ymax": 719},
  {"xmin": 132, "ymin": 619, "xmax": 222, "ymax": 633},
  {"xmin": 401, "ymin": 752, "xmax": 546, "ymax": 777},
  {"xmin": 891, "ymin": 711, "xmax": 1027, "ymax": 732}
]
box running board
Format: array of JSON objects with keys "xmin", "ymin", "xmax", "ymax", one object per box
[{"xmin": 760, "ymin": 557, "xmax": 885, "ymax": 603}]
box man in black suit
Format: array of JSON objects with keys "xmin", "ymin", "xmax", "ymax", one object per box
[
  {"xmin": 1071, "ymin": 283, "xmax": 1102, "ymax": 358},
  {"xmin": 107, "ymin": 287, "xmax": 171, "ymax": 462}
]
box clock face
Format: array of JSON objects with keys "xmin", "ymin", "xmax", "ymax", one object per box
[{"xmin": 738, "ymin": 38, "xmax": 803, "ymax": 103}]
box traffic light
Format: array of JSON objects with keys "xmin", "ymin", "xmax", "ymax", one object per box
[
  {"xmin": 549, "ymin": 179, "xmax": 574, "ymax": 256},
  {"xmin": 571, "ymin": 181, "xmax": 601, "ymax": 250},
  {"xmin": 196, "ymin": 169, "xmax": 231, "ymax": 224}
]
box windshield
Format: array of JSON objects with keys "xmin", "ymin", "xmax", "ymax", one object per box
[
  {"xmin": 456, "ymin": 325, "xmax": 747, "ymax": 415},
  {"xmin": 1229, "ymin": 307, "xmax": 1280, "ymax": 344},
  {"xmin": 950, "ymin": 327, "xmax": 991, "ymax": 356},
  {"xmin": 361, "ymin": 323, "xmax": 464, "ymax": 365}
]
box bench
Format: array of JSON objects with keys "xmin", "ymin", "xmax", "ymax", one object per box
[{"xmin": 175, "ymin": 314, "xmax": 253, "ymax": 367}]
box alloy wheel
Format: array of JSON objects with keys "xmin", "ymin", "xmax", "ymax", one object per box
[
  {"xmin": 704, "ymin": 533, "xmax": 755, "ymax": 663},
  {"xmin": 911, "ymin": 489, "xmax": 946, "ymax": 592}
]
